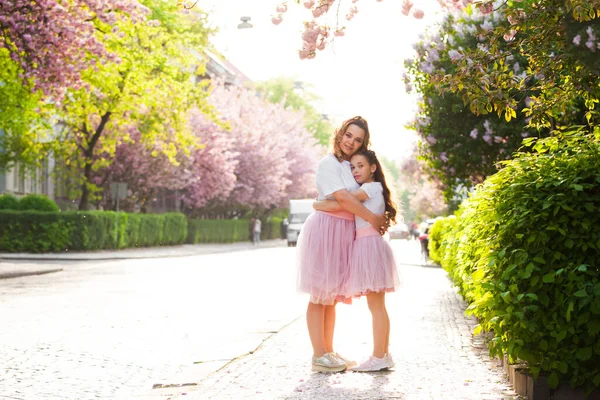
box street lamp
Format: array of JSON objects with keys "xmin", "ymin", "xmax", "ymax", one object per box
[
  {"xmin": 238, "ymin": 16, "xmax": 253, "ymax": 29},
  {"xmin": 293, "ymin": 81, "xmax": 304, "ymax": 95}
]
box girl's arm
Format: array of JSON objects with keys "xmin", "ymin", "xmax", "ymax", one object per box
[{"xmin": 313, "ymin": 189, "xmax": 368, "ymax": 212}]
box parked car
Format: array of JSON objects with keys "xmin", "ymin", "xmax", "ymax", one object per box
[
  {"xmin": 287, "ymin": 199, "xmax": 314, "ymax": 246},
  {"xmin": 389, "ymin": 222, "xmax": 410, "ymax": 240}
]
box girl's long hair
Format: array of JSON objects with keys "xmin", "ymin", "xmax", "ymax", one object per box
[
  {"xmin": 356, "ymin": 149, "xmax": 398, "ymax": 225},
  {"xmin": 332, "ymin": 116, "xmax": 370, "ymax": 161}
]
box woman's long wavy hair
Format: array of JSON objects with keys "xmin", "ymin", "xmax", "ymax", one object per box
[
  {"xmin": 355, "ymin": 149, "xmax": 398, "ymax": 225},
  {"xmin": 332, "ymin": 116, "xmax": 371, "ymax": 161}
]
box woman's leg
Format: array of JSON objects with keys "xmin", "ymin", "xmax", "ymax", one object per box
[
  {"xmin": 323, "ymin": 303, "xmax": 336, "ymax": 353},
  {"xmin": 306, "ymin": 302, "xmax": 327, "ymax": 356},
  {"xmin": 366, "ymin": 292, "xmax": 389, "ymax": 359}
]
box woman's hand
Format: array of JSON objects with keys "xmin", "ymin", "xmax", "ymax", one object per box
[{"xmin": 370, "ymin": 214, "xmax": 388, "ymax": 235}]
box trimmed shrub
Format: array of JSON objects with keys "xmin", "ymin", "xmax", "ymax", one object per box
[
  {"xmin": 162, "ymin": 213, "xmax": 187, "ymax": 245},
  {"xmin": 126, "ymin": 213, "xmax": 142, "ymax": 248},
  {"xmin": 261, "ymin": 217, "xmax": 283, "ymax": 240},
  {"xmin": 0, "ymin": 210, "xmax": 72, "ymax": 252},
  {"xmin": 0, "ymin": 210, "xmax": 187, "ymax": 252},
  {"xmin": 441, "ymin": 130, "xmax": 600, "ymax": 391},
  {"xmin": 18, "ymin": 194, "xmax": 60, "ymax": 212},
  {"xmin": 137, "ymin": 214, "xmax": 165, "ymax": 247},
  {"xmin": 187, "ymin": 219, "xmax": 250, "ymax": 244},
  {"xmin": 0, "ymin": 194, "xmax": 20, "ymax": 210}
]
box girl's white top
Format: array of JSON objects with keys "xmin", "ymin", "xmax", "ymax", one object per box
[
  {"xmin": 355, "ymin": 182, "xmax": 384, "ymax": 230},
  {"xmin": 316, "ymin": 154, "xmax": 360, "ymax": 201}
]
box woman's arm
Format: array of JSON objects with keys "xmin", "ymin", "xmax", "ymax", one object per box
[
  {"xmin": 332, "ymin": 189, "xmax": 387, "ymax": 232},
  {"xmin": 313, "ymin": 189, "xmax": 367, "ymax": 212},
  {"xmin": 313, "ymin": 199, "xmax": 342, "ymax": 212}
]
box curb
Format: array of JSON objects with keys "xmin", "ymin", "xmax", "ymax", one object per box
[
  {"xmin": 0, "ymin": 241, "xmax": 286, "ymax": 262},
  {"xmin": 0, "ymin": 268, "xmax": 63, "ymax": 280}
]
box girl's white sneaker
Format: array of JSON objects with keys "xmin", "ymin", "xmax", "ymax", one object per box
[{"xmin": 350, "ymin": 355, "xmax": 391, "ymax": 372}]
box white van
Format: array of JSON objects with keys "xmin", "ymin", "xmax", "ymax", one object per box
[{"xmin": 287, "ymin": 199, "xmax": 314, "ymax": 247}]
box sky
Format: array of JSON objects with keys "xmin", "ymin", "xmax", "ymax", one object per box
[{"xmin": 199, "ymin": 0, "xmax": 444, "ymax": 161}]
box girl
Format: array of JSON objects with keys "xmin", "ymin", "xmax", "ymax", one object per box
[
  {"xmin": 314, "ymin": 149, "xmax": 400, "ymax": 372},
  {"xmin": 296, "ymin": 117, "xmax": 387, "ymax": 373}
]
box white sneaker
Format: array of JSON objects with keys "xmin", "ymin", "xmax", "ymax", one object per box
[
  {"xmin": 385, "ymin": 353, "xmax": 395, "ymax": 369},
  {"xmin": 311, "ymin": 352, "xmax": 347, "ymax": 373},
  {"xmin": 351, "ymin": 355, "xmax": 392, "ymax": 372},
  {"xmin": 334, "ymin": 352, "xmax": 357, "ymax": 369}
]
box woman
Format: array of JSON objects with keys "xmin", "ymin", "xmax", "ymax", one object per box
[{"xmin": 296, "ymin": 116, "xmax": 387, "ymax": 372}]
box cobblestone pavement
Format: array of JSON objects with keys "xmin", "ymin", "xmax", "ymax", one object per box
[
  {"xmin": 0, "ymin": 246, "xmax": 304, "ymax": 400},
  {"xmin": 173, "ymin": 240, "xmax": 520, "ymax": 400}
]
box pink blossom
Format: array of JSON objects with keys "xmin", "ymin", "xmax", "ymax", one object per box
[
  {"xmin": 504, "ymin": 29, "xmax": 517, "ymax": 42},
  {"xmin": 272, "ymin": 15, "xmax": 284, "ymax": 25},
  {"xmin": 412, "ymin": 8, "xmax": 425, "ymax": 19},
  {"xmin": 470, "ymin": 128, "xmax": 478, "ymax": 139},
  {"xmin": 303, "ymin": 0, "xmax": 315, "ymax": 8},
  {"xmin": 401, "ymin": 0, "xmax": 413, "ymax": 16},
  {"xmin": 573, "ymin": 35, "xmax": 581, "ymax": 45},
  {"xmin": 276, "ymin": 3, "xmax": 288, "ymax": 13}
]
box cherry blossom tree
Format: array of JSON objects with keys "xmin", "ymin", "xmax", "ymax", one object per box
[
  {"xmin": 0, "ymin": 0, "xmax": 149, "ymax": 98},
  {"xmin": 270, "ymin": 0, "xmax": 493, "ymax": 59},
  {"xmin": 54, "ymin": 0, "xmax": 213, "ymax": 210}
]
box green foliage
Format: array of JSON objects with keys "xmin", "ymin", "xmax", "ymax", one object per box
[
  {"xmin": 187, "ymin": 219, "xmax": 251, "ymax": 243},
  {"xmin": 137, "ymin": 214, "xmax": 165, "ymax": 247},
  {"xmin": 18, "ymin": 194, "xmax": 60, "ymax": 212},
  {"xmin": 261, "ymin": 217, "xmax": 283, "ymax": 241},
  {"xmin": 53, "ymin": 0, "xmax": 215, "ymax": 210},
  {"xmin": 0, "ymin": 211, "xmax": 187, "ymax": 252},
  {"xmin": 162, "ymin": 213, "xmax": 187, "ymax": 245},
  {"xmin": 254, "ymin": 77, "xmax": 332, "ymax": 146},
  {"xmin": 428, "ymin": 216, "xmax": 456, "ymax": 264},
  {"xmin": 437, "ymin": 128, "xmax": 600, "ymax": 391},
  {"xmin": 0, "ymin": 194, "xmax": 20, "ymax": 210}
]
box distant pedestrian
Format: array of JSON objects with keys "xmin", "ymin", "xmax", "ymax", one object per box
[
  {"xmin": 314, "ymin": 149, "xmax": 399, "ymax": 372},
  {"xmin": 253, "ymin": 218, "xmax": 262, "ymax": 245}
]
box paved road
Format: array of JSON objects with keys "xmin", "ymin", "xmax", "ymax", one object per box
[{"xmin": 0, "ymin": 245, "xmax": 305, "ymax": 400}]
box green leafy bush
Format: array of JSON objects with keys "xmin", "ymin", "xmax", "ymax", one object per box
[
  {"xmin": 162, "ymin": 213, "xmax": 187, "ymax": 245},
  {"xmin": 0, "ymin": 194, "xmax": 19, "ymax": 210},
  {"xmin": 0, "ymin": 211, "xmax": 187, "ymax": 252},
  {"xmin": 187, "ymin": 219, "xmax": 251, "ymax": 244},
  {"xmin": 18, "ymin": 194, "xmax": 60, "ymax": 212},
  {"xmin": 440, "ymin": 129, "xmax": 600, "ymax": 391},
  {"xmin": 428, "ymin": 217, "xmax": 455, "ymax": 264}
]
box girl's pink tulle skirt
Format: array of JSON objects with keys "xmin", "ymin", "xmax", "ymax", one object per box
[
  {"xmin": 296, "ymin": 211, "xmax": 355, "ymax": 305},
  {"xmin": 342, "ymin": 227, "xmax": 400, "ymax": 298}
]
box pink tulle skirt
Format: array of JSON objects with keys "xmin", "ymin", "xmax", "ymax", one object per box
[
  {"xmin": 343, "ymin": 227, "xmax": 400, "ymax": 298},
  {"xmin": 296, "ymin": 211, "xmax": 355, "ymax": 305}
]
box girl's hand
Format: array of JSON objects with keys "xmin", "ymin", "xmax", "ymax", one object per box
[{"xmin": 370, "ymin": 214, "xmax": 388, "ymax": 235}]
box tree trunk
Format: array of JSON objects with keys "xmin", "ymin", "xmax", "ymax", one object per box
[
  {"xmin": 77, "ymin": 111, "xmax": 112, "ymax": 211},
  {"xmin": 78, "ymin": 161, "xmax": 93, "ymax": 210}
]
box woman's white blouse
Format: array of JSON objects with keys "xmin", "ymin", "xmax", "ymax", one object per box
[{"xmin": 315, "ymin": 154, "xmax": 360, "ymax": 201}]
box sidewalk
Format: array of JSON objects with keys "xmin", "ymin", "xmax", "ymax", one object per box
[
  {"xmin": 135, "ymin": 247, "xmax": 520, "ymax": 400},
  {"xmin": 0, "ymin": 239, "xmax": 286, "ymax": 280}
]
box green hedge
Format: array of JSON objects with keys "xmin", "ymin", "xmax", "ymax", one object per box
[
  {"xmin": 0, "ymin": 211, "xmax": 187, "ymax": 252},
  {"xmin": 18, "ymin": 194, "xmax": 60, "ymax": 212},
  {"xmin": 187, "ymin": 219, "xmax": 250, "ymax": 243},
  {"xmin": 187, "ymin": 217, "xmax": 283, "ymax": 244},
  {"xmin": 431, "ymin": 130, "xmax": 600, "ymax": 391},
  {"xmin": 0, "ymin": 194, "xmax": 20, "ymax": 210}
]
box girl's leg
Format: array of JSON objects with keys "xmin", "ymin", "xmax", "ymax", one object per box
[
  {"xmin": 306, "ymin": 302, "xmax": 327, "ymax": 356},
  {"xmin": 323, "ymin": 303, "xmax": 336, "ymax": 353},
  {"xmin": 366, "ymin": 292, "xmax": 389, "ymax": 359},
  {"xmin": 384, "ymin": 306, "xmax": 391, "ymax": 355}
]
